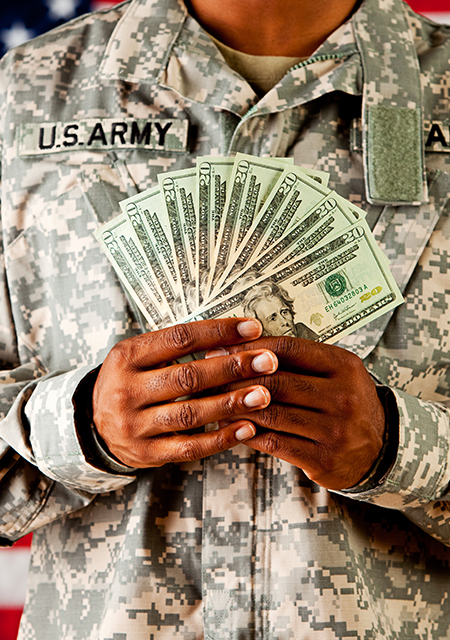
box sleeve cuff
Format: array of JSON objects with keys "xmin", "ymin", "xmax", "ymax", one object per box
[
  {"xmin": 335, "ymin": 386, "xmax": 450, "ymax": 509},
  {"xmin": 342, "ymin": 384, "xmax": 399, "ymax": 493},
  {"xmin": 26, "ymin": 366, "xmax": 137, "ymax": 494},
  {"xmin": 73, "ymin": 366, "xmax": 138, "ymax": 476}
]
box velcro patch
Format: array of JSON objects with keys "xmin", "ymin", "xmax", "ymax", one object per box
[
  {"xmin": 351, "ymin": 118, "xmax": 450, "ymax": 155},
  {"xmin": 18, "ymin": 118, "xmax": 189, "ymax": 156}
]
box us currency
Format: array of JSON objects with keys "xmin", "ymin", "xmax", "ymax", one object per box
[
  {"xmin": 197, "ymin": 156, "xmax": 235, "ymax": 304},
  {"xmin": 206, "ymin": 154, "xmax": 291, "ymax": 297},
  {"xmin": 94, "ymin": 214, "xmax": 171, "ymax": 329},
  {"xmin": 120, "ymin": 186, "xmax": 187, "ymax": 319},
  {"xmin": 211, "ymin": 164, "xmax": 331, "ymax": 297},
  {"xmin": 214, "ymin": 193, "xmax": 365, "ymax": 300},
  {"xmin": 297, "ymin": 166, "xmax": 330, "ymax": 187},
  {"xmin": 261, "ymin": 194, "xmax": 367, "ymax": 271},
  {"xmin": 158, "ymin": 168, "xmax": 198, "ymax": 312},
  {"xmin": 188, "ymin": 222, "xmax": 403, "ymax": 344},
  {"xmin": 120, "ymin": 197, "xmax": 185, "ymax": 320}
]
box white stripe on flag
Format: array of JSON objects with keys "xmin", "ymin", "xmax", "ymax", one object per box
[
  {"xmin": 420, "ymin": 11, "xmax": 450, "ymax": 23},
  {"xmin": 0, "ymin": 548, "xmax": 31, "ymax": 607}
]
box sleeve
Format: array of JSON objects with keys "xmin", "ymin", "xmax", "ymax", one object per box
[
  {"xmin": 337, "ymin": 386, "xmax": 450, "ymax": 547},
  {"xmin": 0, "ymin": 134, "xmax": 136, "ymax": 550},
  {"xmin": 0, "ymin": 330, "xmax": 138, "ymax": 546}
]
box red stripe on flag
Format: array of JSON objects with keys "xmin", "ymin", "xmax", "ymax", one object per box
[
  {"xmin": 0, "ymin": 609, "xmax": 23, "ymax": 640},
  {"xmin": 407, "ymin": 0, "xmax": 450, "ymax": 10},
  {"xmin": 0, "ymin": 535, "xmax": 32, "ymax": 640},
  {"xmin": 91, "ymin": 0, "xmax": 124, "ymax": 9},
  {"xmin": 9, "ymin": 533, "xmax": 32, "ymax": 549}
]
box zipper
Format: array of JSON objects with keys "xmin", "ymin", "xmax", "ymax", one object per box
[{"xmin": 245, "ymin": 53, "xmax": 349, "ymax": 118}]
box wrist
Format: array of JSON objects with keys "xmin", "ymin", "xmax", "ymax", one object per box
[
  {"xmin": 344, "ymin": 385, "xmax": 399, "ymax": 493},
  {"xmin": 73, "ymin": 366, "xmax": 137, "ymax": 475}
]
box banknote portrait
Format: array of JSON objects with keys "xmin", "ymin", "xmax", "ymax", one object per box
[{"xmin": 242, "ymin": 280, "xmax": 319, "ymax": 339}]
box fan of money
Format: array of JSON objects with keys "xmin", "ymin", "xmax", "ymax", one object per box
[{"xmin": 95, "ymin": 153, "xmax": 402, "ymax": 343}]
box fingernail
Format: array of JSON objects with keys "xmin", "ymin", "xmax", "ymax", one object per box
[
  {"xmin": 235, "ymin": 423, "xmax": 256, "ymax": 441},
  {"xmin": 237, "ymin": 319, "xmax": 262, "ymax": 339},
  {"xmin": 244, "ymin": 387, "xmax": 269, "ymax": 408},
  {"xmin": 205, "ymin": 348, "xmax": 228, "ymax": 359},
  {"xmin": 252, "ymin": 352, "xmax": 277, "ymax": 373}
]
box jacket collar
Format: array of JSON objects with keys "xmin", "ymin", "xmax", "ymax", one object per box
[
  {"xmin": 99, "ymin": 0, "xmax": 426, "ymax": 205},
  {"xmin": 98, "ymin": 0, "xmax": 361, "ymax": 112},
  {"xmin": 99, "ymin": 0, "xmax": 187, "ymax": 83},
  {"xmin": 99, "ymin": 0, "xmax": 257, "ymax": 114}
]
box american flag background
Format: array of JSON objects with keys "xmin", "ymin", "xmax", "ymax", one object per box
[{"xmin": 0, "ymin": 0, "xmax": 449, "ymax": 638}]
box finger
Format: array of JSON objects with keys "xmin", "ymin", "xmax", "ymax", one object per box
[
  {"xmin": 218, "ymin": 402, "xmax": 322, "ymax": 439},
  {"xmin": 114, "ymin": 420, "xmax": 259, "ymax": 469},
  {"xmin": 133, "ymin": 349, "xmax": 278, "ymax": 405},
  {"xmin": 218, "ymin": 397, "xmax": 362, "ymax": 444},
  {"xmin": 217, "ymin": 371, "xmax": 323, "ymax": 408},
  {"xmin": 137, "ymin": 385, "xmax": 271, "ymax": 437},
  {"xmin": 223, "ymin": 336, "xmax": 354, "ymax": 377},
  {"xmin": 110, "ymin": 318, "xmax": 263, "ymax": 370},
  {"xmin": 242, "ymin": 430, "xmax": 378, "ymax": 490}
]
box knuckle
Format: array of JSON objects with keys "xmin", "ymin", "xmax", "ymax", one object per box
[
  {"xmin": 149, "ymin": 407, "xmax": 173, "ymax": 431},
  {"xmin": 293, "ymin": 375, "xmax": 316, "ymax": 396},
  {"xmin": 316, "ymin": 446, "xmax": 338, "ymax": 475},
  {"xmin": 107, "ymin": 338, "xmax": 134, "ymax": 369},
  {"xmin": 95, "ymin": 409, "xmax": 130, "ymax": 447},
  {"xmin": 222, "ymin": 393, "xmax": 241, "ymax": 416},
  {"xmin": 288, "ymin": 410, "xmax": 308, "ymax": 432},
  {"xmin": 175, "ymin": 402, "xmax": 197, "ymax": 430},
  {"xmin": 112, "ymin": 411, "xmax": 133, "ymax": 436},
  {"xmin": 334, "ymin": 387, "xmax": 359, "ymax": 418},
  {"xmin": 214, "ymin": 429, "xmax": 232, "ymax": 452},
  {"xmin": 165, "ymin": 323, "xmax": 195, "ymax": 353},
  {"xmin": 144, "ymin": 369, "xmax": 169, "ymax": 397},
  {"xmin": 213, "ymin": 320, "xmax": 229, "ymax": 342},
  {"xmin": 126, "ymin": 440, "xmax": 148, "ymax": 466},
  {"xmin": 259, "ymin": 373, "xmax": 282, "ymax": 397},
  {"xmin": 261, "ymin": 403, "xmax": 284, "ymax": 429},
  {"xmin": 274, "ymin": 336, "xmax": 299, "ymax": 358},
  {"xmin": 174, "ymin": 363, "xmax": 202, "ymax": 394},
  {"xmin": 339, "ymin": 348, "xmax": 363, "ymax": 376},
  {"xmin": 177, "ymin": 437, "xmax": 204, "ymax": 462},
  {"xmin": 261, "ymin": 430, "xmax": 284, "ymax": 456},
  {"xmin": 226, "ymin": 355, "xmax": 246, "ymax": 379},
  {"xmin": 136, "ymin": 437, "xmax": 166, "ymax": 468}
]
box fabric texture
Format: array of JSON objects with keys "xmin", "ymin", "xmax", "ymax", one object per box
[{"xmin": 1, "ymin": 0, "xmax": 450, "ymax": 638}]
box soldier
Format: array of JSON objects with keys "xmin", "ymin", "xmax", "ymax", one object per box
[{"xmin": 1, "ymin": 0, "xmax": 450, "ymax": 638}]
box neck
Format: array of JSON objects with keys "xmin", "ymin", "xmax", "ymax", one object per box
[{"xmin": 185, "ymin": 0, "xmax": 360, "ymax": 57}]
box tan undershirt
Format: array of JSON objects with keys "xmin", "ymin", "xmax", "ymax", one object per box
[{"xmin": 209, "ymin": 34, "xmax": 307, "ymax": 95}]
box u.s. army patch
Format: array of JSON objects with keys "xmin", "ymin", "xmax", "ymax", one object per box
[{"xmin": 18, "ymin": 118, "xmax": 189, "ymax": 156}]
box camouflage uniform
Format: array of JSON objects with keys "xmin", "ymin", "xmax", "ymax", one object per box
[{"xmin": 1, "ymin": 0, "xmax": 450, "ymax": 637}]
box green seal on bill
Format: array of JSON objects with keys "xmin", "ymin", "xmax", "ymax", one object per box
[{"xmin": 325, "ymin": 273, "xmax": 347, "ymax": 297}]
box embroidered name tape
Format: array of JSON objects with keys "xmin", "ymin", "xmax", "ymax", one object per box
[{"xmin": 18, "ymin": 118, "xmax": 189, "ymax": 155}]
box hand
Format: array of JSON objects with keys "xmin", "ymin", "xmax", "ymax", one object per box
[
  {"xmin": 212, "ymin": 337, "xmax": 386, "ymax": 490},
  {"xmin": 92, "ymin": 319, "xmax": 278, "ymax": 468}
]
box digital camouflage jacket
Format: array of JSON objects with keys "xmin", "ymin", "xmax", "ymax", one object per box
[{"xmin": 1, "ymin": 0, "xmax": 450, "ymax": 638}]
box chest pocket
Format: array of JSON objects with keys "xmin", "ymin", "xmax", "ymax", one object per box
[
  {"xmin": 337, "ymin": 169, "xmax": 450, "ymax": 362},
  {"xmin": 5, "ymin": 160, "xmax": 143, "ymax": 373}
]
